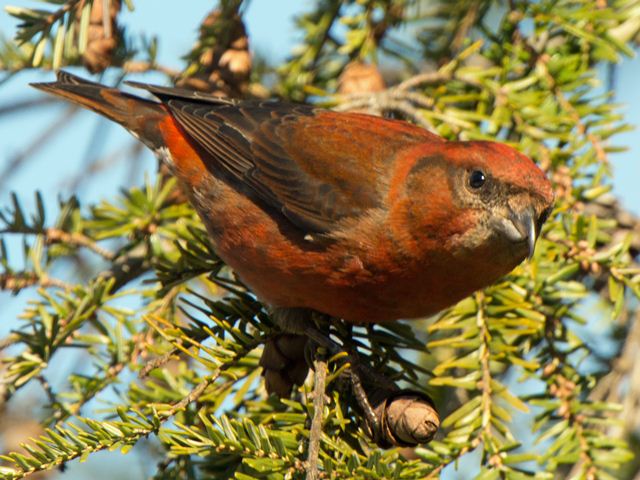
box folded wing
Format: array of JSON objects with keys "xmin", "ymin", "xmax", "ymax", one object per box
[{"xmin": 131, "ymin": 83, "xmax": 442, "ymax": 233}]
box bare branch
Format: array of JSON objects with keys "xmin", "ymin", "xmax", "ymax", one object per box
[
  {"xmin": 44, "ymin": 227, "xmax": 116, "ymax": 261},
  {"xmin": 306, "ymin": 347, "xmax": 328, "ymax": 480},
  {"xmin": 0, "ymin": 272, "xmax": 72, "ymax": 292}
]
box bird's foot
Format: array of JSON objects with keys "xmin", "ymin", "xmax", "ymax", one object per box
[
  {"xmin": 260, "ymin": 309, "xmax": 440, "ymax": 447},
  {"xmin": 344, "ymin": 345, "xmax": 439, "ymax": 447}
]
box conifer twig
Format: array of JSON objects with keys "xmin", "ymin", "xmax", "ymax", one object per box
[
  {"xmin": 139, "ymin": 348, "xmax": 179, "ymax": 378},
  {"xmin": 0, "ymin": 272, "xmax": 72, "ymax": 291},
  {"xmin": 164, "ymin": 375, "xmax": 215, "ymax": 417},
  {"xmin": 306, "ymin": 347, "xmax": 327, "ymax": 480},
  {"xmin": 44, "ymin": 227, "xmax": 116, "ymax": 261}
]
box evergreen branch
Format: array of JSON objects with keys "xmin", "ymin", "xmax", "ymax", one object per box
[
  {"xmin": 162, "ymin": 375, "xmax": 216, "ymax": 418},
  {"xmin": 0, "ymin": 410, "xmax": 160, "ymax": 480},
  {"xmin": 139, "ymin": 349, "xmax": 176, "ymax": 378},
  {"xmin": 46, "ymin": 330, "xmax": 151, "ymax": 426},
  {"xmin": 1, "ymin": 0, "xmax": 638, "ymax": 477},
  {"xmin": 476, "ymin": 292, "xmax": 502, "ymax": 469},
  {"xmin": 1, "ymin": 343, "xmax": 253, "ymax": 479},
  {"xmin": 536, "ymin": 54, "xmax": 610, "ymax": 166},
  {"xmin": 334, "ymin": 91, "xmax": 435, "ymax": 129},
  {"xmin": 0, "ymin": 333, "xmax": 20, "ymax": 351},
  {"xmin": 332, "ymin": 42, "xmax": 485, "ymax": 131},
  {"xmin": 394, "ymin": 70, "xmax": 452, "ymax": 91},
  {"xmin": 16, "ymin": 1, "xmax": 82, "ymax": 41}
]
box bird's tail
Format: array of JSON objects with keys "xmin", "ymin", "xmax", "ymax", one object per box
[{"xmin": 31, "ymin": 70, "xmax": 166, "ymax": 149}]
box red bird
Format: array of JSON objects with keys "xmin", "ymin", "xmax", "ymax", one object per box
[{"xmin": 33, "ymin": 71, "xmax": 554, "ymax": 395}]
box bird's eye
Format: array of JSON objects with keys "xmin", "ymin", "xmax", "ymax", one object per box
[{"xmin": 469, "ymin": 170, "xmax": 486, "ymax": 189}]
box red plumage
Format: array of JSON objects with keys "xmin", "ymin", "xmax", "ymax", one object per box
[{"xmin": 32, "ymin": 71, "xmax": 554, "ymax": 324}]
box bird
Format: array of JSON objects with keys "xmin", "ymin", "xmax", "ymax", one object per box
[{"xmin": 32, "ymin": 71, "xmax": 554, "ymax": 399}]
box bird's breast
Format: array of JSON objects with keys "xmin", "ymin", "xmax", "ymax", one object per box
[{"xmin": 166, "ymin": 142, "xmax": 521, "ymax": 323}]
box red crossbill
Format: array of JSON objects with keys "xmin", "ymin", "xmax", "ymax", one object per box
[{"xmin": 33, "ymin": 71, "xmax": 554, "ymax": 395}]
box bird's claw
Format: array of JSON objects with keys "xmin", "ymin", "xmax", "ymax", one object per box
[{"xmin": 349, "ymin": 368, "xmax": 383, "ymax": 443}]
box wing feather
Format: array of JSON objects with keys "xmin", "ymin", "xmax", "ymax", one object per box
[
  {"xmin": 123, "ymin": 83, "xmax": 441, "ymax": 233},
  {"xmin": 165, "ymin": 99, "xmax": 372, "ymax": 232}
]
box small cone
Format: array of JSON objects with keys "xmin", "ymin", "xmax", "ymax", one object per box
[
  {"xmin": 80, "ymin": 0, "xmax": 121, "ymax": 73},
  {"xmin": 338, "ymin": 62, "xmax": 386, "ymax": 96},
  {"xmin": 177, "ymin": 9, "xmax": 252, "ymax": 97},
  {"xmin": 260, "ymin": 334, "xmax": 310, "ymax": 397},
  {"xmin": 365, "ymin": 388, "xmax": 439, "ymax": 447}
]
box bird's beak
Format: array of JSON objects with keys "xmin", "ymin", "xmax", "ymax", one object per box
[
  {"xmin": 496, "ymin": 207, "xmax": 538, "ymax": 259},
  {"xmin": 511, "ymin": 207, "xmax": 537, "ymax": 259}
]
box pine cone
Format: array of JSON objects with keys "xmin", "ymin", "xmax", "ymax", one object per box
[
  {"xmin": 260, "ymin": 334, "xmax": 309, "ymax": 397},
  {"xmin": 365, "ymin": 388, "xmax": 439, "ymax": 448},
  {"xmin": 177, "ymin": 9, "xmax": 252, "ymax": 96},
  {"xmin": 338, "ymin": 61, "xmax": 386, "ymax": 95},
  {"xmin": 80, "ymin": 0, "xmax": 121, "ymax": 73}
]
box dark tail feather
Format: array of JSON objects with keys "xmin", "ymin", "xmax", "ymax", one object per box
[{"xmin": 31, "ymin": 71, "xmax": 166, "ymax": 148}]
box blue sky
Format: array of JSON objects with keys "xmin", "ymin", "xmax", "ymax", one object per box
[{"xmin": 0, "ymin": 1, "xmax": 639, "ymax": 478}]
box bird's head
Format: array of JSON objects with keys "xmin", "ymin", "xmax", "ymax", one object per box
[{"xmin": 402, "ymin": 140, "xmax": 554, "ymax": 270}]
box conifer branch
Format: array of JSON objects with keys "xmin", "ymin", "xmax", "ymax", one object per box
[{"xmin": 305, "ymin": 348, "xmax": 327, "ymax": 480}]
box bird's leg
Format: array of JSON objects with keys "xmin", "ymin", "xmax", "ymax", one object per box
[
  {"xmin": 311, "ymin": 323, "xmax": 439, "ymax": 447},
  {"xmin": 262, "ymin": 309, "xmax": 439, "ymax": 447},
  {"xmin": 349, "ymin": 365, "xmax": 382, "ymax": 443},
  {"xmin": 306, "ymin": 321, "xmax": 387, "ymax": 444},
  {"xmin": 335, "ymin": 323, "xmax": 381, "ymax": 443},
  {"xmin": 264, "ymin": 309, "xmax": 383, "ymax": 440}
]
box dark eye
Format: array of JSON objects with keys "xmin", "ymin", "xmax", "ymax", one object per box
[{"xmin": 469, "ymin": 170, "xmax": 486, "ymax": 189}]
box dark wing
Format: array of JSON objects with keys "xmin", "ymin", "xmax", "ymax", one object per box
[
  {"xmin": 125, "ymin": 81, "xmax": 240, "ymax": 106},
  {"xmin": 170, "ymin": 99, "xmax": 363, "ymax": 232},
  {"xmin": 128, "ymin": 82, "xmax": 442, "ymax": 233}
]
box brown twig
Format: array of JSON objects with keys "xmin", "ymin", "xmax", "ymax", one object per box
[
  {"xmin": 0, "ymin": 272, "xmax": 72, "ymax": 292},
  {"xmin": 41, "ymin": 0, "xmax": 83, "ymax": 32},
  {"xmin": 122, "ymin": 60, "xmax": 181, "ymax": 78},
  {"xmin": 44, "ymin": 227, "xmax": 116, "ymax": 261},
  {"xmin": 334, "ymin": 90, "xmax": 435, "ymax": 130},
  {"xmin": 334, "ymin": 65, "xmax": 486, "ymax": 132},
  {"xmin": 394, "ymin": 70, "xmax": 452, "ymax": 91},
  {"xmin": 306, "ymin": 347, "xmax": 327, "ymax": 480},
  {"xmin": 36, "ymin": 375, "xmax": 61, "ymax": 409},
  {"xmin": 476, "ymin": 292, "xmax": 503, "ymax": 468},
  {"xmin": 0, "ymin": 333, "xmax": 19, "ymax": 351},
  {"xmin": 162, "ymin": 345, "xmax": 256, "ymax": 418},
  {"xmin": 139, "ymin": 348, "xmax": 178, "ymax": 379},
  {"xmin": 163, "ymin": 375, "xmax": 216, "ymax": 417},
  {"xmin": 450, "ymin": 2, "xmax": 481, "ymax": 55}
]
